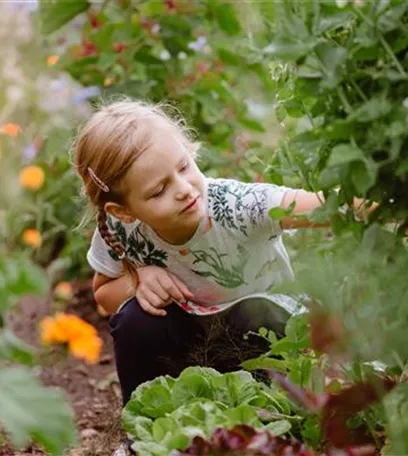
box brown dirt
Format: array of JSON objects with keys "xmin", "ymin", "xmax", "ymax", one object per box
[{"xmin": 0, "ymin": 281, "xmax": 124, "ymax": 456}]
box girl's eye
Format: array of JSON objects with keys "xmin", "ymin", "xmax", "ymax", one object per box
[
  {"xmin": 180, "ymin": 161, "xmax": 189, "ymax": 171},
  {"xmin": 152, "ymin": 186, "xmax": 165, "ymax": 198}
]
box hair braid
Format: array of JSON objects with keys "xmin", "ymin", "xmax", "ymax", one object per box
[
  {"xmin": 96, "ymin": 208, "xmax": 139, "ymax": 290},
  {"xmin": 97, "ymin": 208, "xmax": 126, "ymax": 258}
]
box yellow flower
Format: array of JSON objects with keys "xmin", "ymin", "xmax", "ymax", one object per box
[
  {"xmin": 19, "ymin": 165, "xmax": 45, "ymax": 190},
  {"xmin": 0, "ymin": 123, "xmax": 21, "ymax": 137},
  {"xmin": 47, "ymin": 55, "xmax": 59, "ymax": 66},
  {"xmin": 22, "ymin": 229, "xmax": 42, "ymax": 248},
  {"xmin": 39, "ymin": 313, "xmax": 103, "ymax": 364},
  {"xmin": 54, "ymin": 281, "xmax": 73, "ymax": 301},
  {"xmin": 103, "ymin": 77, "xmax": 115, "ymax": 87}
]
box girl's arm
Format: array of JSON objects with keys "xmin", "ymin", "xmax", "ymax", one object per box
[
  {"xmin": 279, "ymin": 189, "xmax": 375, "ymax": 229},
  {"xmin": 93, "ymin": 273, "xmax": 136, "ymax": 314}
]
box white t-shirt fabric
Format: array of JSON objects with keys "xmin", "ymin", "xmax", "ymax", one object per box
[{"xmin": 87, "ymin": 177, "xmax": 300, "ymax": 316}]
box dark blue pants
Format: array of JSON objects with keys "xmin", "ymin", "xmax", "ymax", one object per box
[{"xmin": 109, "ymin": 297, "xmax": 287, "ymax": 405}]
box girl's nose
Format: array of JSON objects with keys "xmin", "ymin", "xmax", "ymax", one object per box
[{"xmin": 175, "ymin": 177, "xmax": 193, "ymax": 200}]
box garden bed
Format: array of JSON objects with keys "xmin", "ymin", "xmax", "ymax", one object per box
[{"xmin": 0, "ymin": 284, "xmax": 123, "ymax": 456}]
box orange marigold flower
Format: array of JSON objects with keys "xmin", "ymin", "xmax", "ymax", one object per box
[
  {"xmin": 54, "ymin": 281, "xmax": 73, "ymax": 301},
  {"xmin": 0, "ymin": 123, "xmax": 21, "ymax": 137},
  {"xmin": 22, "ymin": 229, "xmax": 42, "ymax": 248},
  {"xmin": 47, "ymin": 55, "xmax": 59, "ymax": 66},
  {"xmin": 69, "ymin": 335, "xmax": 103, "ymax": 364},
  {"xmin": 19, "ymin": 165, "xmax": 45, "ymax": 190},
  {"xmin": 39, "ymin": 313, "xmax": 103, "ymax": 364}
]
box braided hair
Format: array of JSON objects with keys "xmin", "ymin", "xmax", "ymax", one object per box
[{"xmin": 96, "ymin": 207, "xmax": 138, "ymax": 288}]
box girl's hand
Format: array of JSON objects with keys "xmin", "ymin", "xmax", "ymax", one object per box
[{"xmin": 136, "ymin": 265, "xmax": 193, "ymax": 317}]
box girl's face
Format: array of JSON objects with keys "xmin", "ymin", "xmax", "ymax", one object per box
[{"xmin": 119, "ymin": 129, "xmax": 205, "ymax": 245}]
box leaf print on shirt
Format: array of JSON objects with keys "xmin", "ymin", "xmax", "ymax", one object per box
[
  {"xmin": 190, "ymin": 245, "xmax": 249, "ymax": 288},
  {"xmin": 106, "ymin": 217, "xmax": 127, "ymax": 262},
  {"xmin": 208, "ymin": 180, "xmax": 271, "ymax": 236},
  {"xmin": 127, "ymin": 227, "xmax": 168, "ymax": 267}
]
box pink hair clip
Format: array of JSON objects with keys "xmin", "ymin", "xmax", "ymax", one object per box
[{"xmin": 87, "ymin": 167, "xmax": 110, "ymax": 193}]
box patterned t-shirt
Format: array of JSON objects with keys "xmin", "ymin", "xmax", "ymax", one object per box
[{"xmin": 87, "ymin": 177, "xmax": 297, "ymax": 316}]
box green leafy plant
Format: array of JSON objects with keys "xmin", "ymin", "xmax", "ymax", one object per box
[{"xmin": 122, "ymin": 366, "xmax": 299, "ymax": 455}]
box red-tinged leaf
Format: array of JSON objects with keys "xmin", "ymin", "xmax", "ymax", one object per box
[
  {"xmin": 309, "ymin": 311, "xmax": 346, "ymax": 355},
  {"xmin": 322, "ymin": 377, "xmax": 396, "ymax": 448},
  {"xmin": 267, "ymin": 369, "xmax": 327, "ymax": 413}
]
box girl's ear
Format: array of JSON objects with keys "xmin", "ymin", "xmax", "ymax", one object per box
[{"xmin": 104, "ymin": 202, "xmax": 136, "ymax": 223}]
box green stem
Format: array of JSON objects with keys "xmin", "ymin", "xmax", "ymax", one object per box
[
  {"xmin": 380, "ymin": 35, "xmax": 407, "ymax": 76},
  {"xmin": 350, "ymin": 78, "xmax": 368, "ymax": 102},
  {"xmin": 336, "ymin": 85, "xmax": 353, "ymax": 114}
]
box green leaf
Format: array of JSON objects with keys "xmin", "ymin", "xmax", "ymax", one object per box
[
  {"xmin": 265, "ymin": 419, "xmax": 291, "ymax": 436},
  {"xmin": 213, "ymin": 371, "xmax": 260, "ymax": 407},
  {"xmin": 0, "ymin": 329, "xmax": 35, "ymax": 364},
  {"xmin": 122, "ymin": 415, "xmax": 154, "ymax": 441},
  {"xmin": 39, "ymin": 0, "xmax": 89, "ymax": 35},
  {"xmin": 215, "ymin": 4, "xmax": 241, "ymax": 36},
  {"xmin": 268, "ymin": 201, "xmax": 295, "ymax": 221},
  {"xmin": 328, "ymin": 143, "xmax": 365, "ymax": 167},
  {"xmin": 350, "ymin": 160, "xmax": 377, "ymax": 194},
  {"xmin": 264, "ymin": 40, "xmax": 318, "ymax": 61},
  {"xmin": 171, "ymin": 367, "xmax": 215, "ymax": 408},
  {"xmin": 224, "ymin": 405, "xmax": 259, "ymax": 427},
  {"xmin": 0, "ymin": 255, "xmax": 48, "ymax": 313},
  {"xmin": 237, "ymin": 115, "xmax": 265, "ymax": 132},
  {"xmin": 384, "ymin": 384, "xmax": 408, "ymax": 454},
  {"xmin": 241, "ymin": 356, "xmax": 287, "ymax": 372},
  {"xmin": 348, "ymin": 97, "xmax": 392, "ymax": 123},
  {"xmin": 217, "ymin": 48, "xmax": 241, "ymax": 66},
  {"xmin": 0, "ymin": 367, "xmax": 76, "ymax": 454},
  {"xmin": 285, "ymin": 315, "xmax": 309, "ymax": 345}
]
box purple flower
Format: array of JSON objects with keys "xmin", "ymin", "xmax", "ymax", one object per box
[
  {"xmin": 22, "ymin": 144, "xmax": 38, "ymax": 164},
  {"xmin": 72, "ymin": 86, "xmax": 100, "ymax": 104}
]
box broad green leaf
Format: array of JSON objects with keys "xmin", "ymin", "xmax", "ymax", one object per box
[
  {"xmin": 0, "ymin": 255, "xmax": 48, "ymax": 313},
  {"xmin": 171, "ymin": 367, "xmax": 215, "ymax": 407},
  {"xmin": 348, "ymin": 97, "xmax": 392, "ymax": 122},
  {"xmin": 350, "ymin": 160, "xmax": 377, "ymax": 194},
  {"xmin": 39, "ymin": 0, "xmax": 89, "ymax": 35},
  {"xmin": 224, "ymin": 405, "xmax": 260, "ymax": 427},
  {"xmin": 122, "ymin": 415, "xmax": 153, "ymax": 441},
  {"xmin": 152, "ymin": 416, "xmax": 178, "ymax": 442},
  {"xmin": 140, "ymin": 385, "xmax": 174, "ymax": 418},
  {"xmin": 0, "ymin": 367, "xmax": 76, "ymax": 455},
  {"xmin": 217, "ymin": 48, "xmax": 241, "ymax": 66},
  {"xmin": 264, "ymin": 40, "xmax": 318, "ymax": 61},
  {"xmin": 213, "ymin": 371, "xmax": 260, "ymax": 406},
  {"xmin": 0, "ymin": 329, "xmax": 35, "ymax": 364},
  {"xmin": 215, "ymin": 4, "xmax": 241, "ymax": 36},
  {"xmin": 328, "ymin": 143, "xmax": 365, "ymax": 167},
  {"xmin": 265, "ymin": 419, "xmax": 291, "ymax": 436}
]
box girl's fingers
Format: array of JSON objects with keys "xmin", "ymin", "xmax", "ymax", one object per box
[
  {"xmin": 169, "ymin": 273, "xmax": 194, "ymax": 300},
  {"xmin": 158, "ymin": 275, "xmax": 185, "ymax": 302},
  {"xmin": 137, "ymin": 297, "xmax": 167, "ymax": 317}
]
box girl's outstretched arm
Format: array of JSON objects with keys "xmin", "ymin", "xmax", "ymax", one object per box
[{"xmin": 279, "ymin": 189, "xmax": 376, "ymax": 229}]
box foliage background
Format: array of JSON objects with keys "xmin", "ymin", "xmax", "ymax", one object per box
[{"xmin": 2, "ymin": 0, "xmax": 408, "ymax": 454}]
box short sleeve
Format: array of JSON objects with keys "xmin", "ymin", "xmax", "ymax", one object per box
[
  {"xmin": 86, "ymin": 228, "xmax": 122, "ymax": 278},
  {"xmin": 259, "ymin": 183, "xmax": 293, "ymax": 236},
  {"xmin": 206, "ymin": 178, "xmax": 293, "ymax": 238}
]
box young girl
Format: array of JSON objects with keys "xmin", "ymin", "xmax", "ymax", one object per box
[{"xmin": 73, "ymin": 98, "xmax": 330, "ymax": 406}]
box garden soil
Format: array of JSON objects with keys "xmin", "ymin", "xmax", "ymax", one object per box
[{"xmin": 0, "ymin": 281, "xmax": 124, "ymax": 456}]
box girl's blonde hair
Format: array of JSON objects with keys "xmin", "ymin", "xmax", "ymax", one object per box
[{"xmin": 72, "ymin": 97, "xmax": 200, "ymax": 282}]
